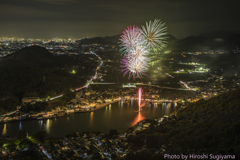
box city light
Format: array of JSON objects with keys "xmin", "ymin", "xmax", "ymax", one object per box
[{"xmin": 0, "ymin": 1, "xmax": 239, "ymax": 159}]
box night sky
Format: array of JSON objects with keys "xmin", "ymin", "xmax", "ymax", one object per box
[{"xmin": 1, "ymin": 0, "xmax": 240, "ymax": 39}]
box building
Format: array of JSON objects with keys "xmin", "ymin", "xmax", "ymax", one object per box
[
  {"xmin": 124, "ymin": 95, "xmax": 131, "ymax": 99},
  {"xmin": 57, "ymin": 111, "xmax": 66, "ymax": 117},
  {"xmin": 150, "ymin": 94, "xmax": 159, "ymax": 98},
  {"xmin": 105, "ymin": 99, "xmax": 112, "ymax": 102}
]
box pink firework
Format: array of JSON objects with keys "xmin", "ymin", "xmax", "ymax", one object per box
[
  {"xmin": 120, "ymin": 51, "xmax": 148, "ymax": 80},
  {"xmin": 119, "ymin": 19, "xmax": 168, "ymax": 80},
  {"xmin": 119, "ymin": 25, "xmax": 144, "ymax": 55},
  {"xmin": 138, "ymin": 88, "xmax": 142, "ymax": 111}
]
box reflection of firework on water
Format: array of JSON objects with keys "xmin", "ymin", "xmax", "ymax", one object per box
[
  {"xmin": 119, "ymin": 19, "xmax": 167, "ymax": 80},
  {"xmin": 132, "ymin": 112, "xmax": 145, "ymax": 126},
  {"xmin": 141, "ymin": 19, "xmax": 168, "ymax": 50},
  {"xmin": 119, "ymin": 25, "xmax": 144, "ymax": 55}
]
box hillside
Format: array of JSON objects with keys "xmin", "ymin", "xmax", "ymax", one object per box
[
  {"xmin": 0, "ymin": 46, "xmax": 53, "ymax": 67},
  {"xmin": 171, "ymin": 90, "xmax": 240, "ymax": 153},
  {"xmin": 0, "ymin": 46, "xmax": 83, "ymax": 69},
  {"xmin": 125, "ymin": 89, "xmax": 240, "ymax": 159},
  {"xmin": 0, "ymin": 46, "xmax": 98, "ymax": 114},
  {"xmin": 78, "ymin": 35, "xmax": 121, "ymax": 45}
]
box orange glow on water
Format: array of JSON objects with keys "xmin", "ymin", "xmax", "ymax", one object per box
[
  {"xmin": 89, "ymin": 112, "xmax": 94, "ymax": 126},
  {"xmin": 132, "ymin": 112, "xmax": 145, "ymax": 126},
  {"xmin": 2, "ymin": 124, "xmax": 6, "ymax": 135}
]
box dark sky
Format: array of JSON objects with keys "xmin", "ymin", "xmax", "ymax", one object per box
[{"xmin": 1, "ymin": 0, "xmax": 240, "ymax": 39}]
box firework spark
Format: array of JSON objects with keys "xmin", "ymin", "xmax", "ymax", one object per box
[
  {"xmin": 119, "ymin": 25, "xmax": 144, "ymax": 55},
  {"xmin": 120, "ymin": 45, "xmax": 149, "ymax": 80},
  {"xmin": 141, "ymin": 19, "xmax": 168, "ymax": 50},
  {"xmin": 119, "ymin": 19, "xmax": 168, "ymax": 80}
]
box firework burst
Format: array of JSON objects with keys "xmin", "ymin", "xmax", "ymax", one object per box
[
  {"xmin": 119, "ymin": 25, "xmax": 144, "ymax": 55},
  {"xmin": 141, "ymin": 19, "xmax": 168, "ymax": 50},
  {"xmin": 119, "ymin": 19, "xmax": 168, "ymax": 80},
  {"xmin": 120, "ymin": 45, "xmax": 149, "ymax": 80}
]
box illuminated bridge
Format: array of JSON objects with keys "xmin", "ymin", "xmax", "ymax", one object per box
[{"xmin": 90, "ymin": 82, "xmax": 191, "ymax": 90}]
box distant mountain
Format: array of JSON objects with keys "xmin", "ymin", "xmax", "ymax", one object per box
[
  {"xmin": 78, "ymin": 34, "xmax": 121, "ymax": 45},
  {"xmin": 78, "ymin": 34, "xmax": 178, "ymax": 47},
  {"xmin": 78, "ymin": 31, "xmax": 240, "ymax": 52},
  {"xmin": 0, "ymin": 46, "xmax": 98, "ymax": 112},
  {"xmin": 0, "ymin": 46, "xmax": 80, "ymax": 69},
  {"xmin": 0, "ymin": 46, "xmax": 55, "ymax": 68},
  {"xmin": 199, "ymin": 30, "xmax": 237, "ymax": 37},
  {"xmin": 167, "ymin": 34, "xmax": 178, "ymax": 42},
  {"xmin": 171, "ymin": 31, "xmax": 240, "ymax": 52}
]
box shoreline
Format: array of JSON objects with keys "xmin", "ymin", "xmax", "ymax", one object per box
[
  {"xmin": 0, "ymin": 100, "xmax": 179, "ymax": 124},
  {"xmin": 0, "ymin": 101, "xmax": 179, "ymax": 138},
  {"xmin": 94, "ymin": 100, "xmax": 120, "ymax": 110},
  {"xmin": 0, "ymin": 100, "xmax": 120, "ymax": 124}
]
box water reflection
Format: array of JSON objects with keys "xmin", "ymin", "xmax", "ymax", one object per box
[
  {"xmin": 2, "ymin": 124, "xmax": 6, "ymax": 135},
  {"xmin": 43, "ymin": 122, "xmax": 46, "ymax": 130},
  {"xmin": 46, "ymin": 119, "xmax": 51, "ymax": 133},
  {"xmin": 39, "ymin": 120, "xmax": 43, "ymax": 126},
  {"xmin": 163, "ymin": 103, "xmax": 171, "ymax": 115},
  {"xmin": 19, "ymin": 121, "xmax": 22, "ymax": 130},
  {"xmin": 0, "ymin": 100, "xmax": 176, "ymax": 137},
  {"xmin": 139, "ymin": 100, "xmax": 145, "ymax": 111},
  {"xmin": 104, "ymin": 105, "xmax": 111, "ymax": 120},
  {"xmin": 132, "ymin": 112, "xmax": 145, "ymax": 126},
  {"xmin": 174, "ymin": 102, "xmax": 177, "ymax": 107},
  {"xmin": 89, "ymin": 112, "xmax": 94, "ymax": 126},
  {"xmin": 39, "ymin": 120, "xmax": 45, "ymax": 130},
  {"xmin": 164, "ymin": 103, "xmax": 168, "ymax": 115}
]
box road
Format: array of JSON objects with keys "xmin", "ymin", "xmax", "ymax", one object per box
[
  {"xmin": 3, "ymin": 51, "xmax": 103, "ymax": 117},
  {"xmin": 45, "ymin": 51, "xmax": 103, "ymax": 100}
]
